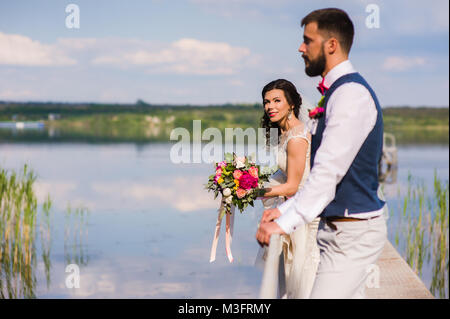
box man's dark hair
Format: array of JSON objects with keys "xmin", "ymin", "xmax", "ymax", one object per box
[{"xmin": 301, "ymin": 8, "xmax": 354, "ymax": 54}]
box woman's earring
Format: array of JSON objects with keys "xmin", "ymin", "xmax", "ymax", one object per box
[{"xmin": 288, "ymin": 109, "xmax": 293, "ymax": 120}]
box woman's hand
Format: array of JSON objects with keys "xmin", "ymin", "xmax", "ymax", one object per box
[{"xmin": 260, "ymin": 208, "xmax": 281, "ymax": 223}]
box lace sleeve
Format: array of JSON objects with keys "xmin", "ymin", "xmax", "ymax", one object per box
[{"xmin": 285, "ymin": 124, "xmax": 310, "ymax": 146}]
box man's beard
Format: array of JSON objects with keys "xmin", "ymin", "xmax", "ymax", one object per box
[{"xmin": 304, "ymin": 46, "xmax": 326, "ymax": 77}]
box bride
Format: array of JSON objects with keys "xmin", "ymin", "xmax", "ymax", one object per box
[{"xmin": 256, "ymin": 79, "xmax": 320, "ymax": 299}]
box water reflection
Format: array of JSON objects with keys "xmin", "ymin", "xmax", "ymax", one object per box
[
  {"xmin": 0, "ymin": 144, "xmax": 448, "ymax": 298},
  {"xmin": 64, "ymin": 205, "xmax": 90, "ymax": 267}
]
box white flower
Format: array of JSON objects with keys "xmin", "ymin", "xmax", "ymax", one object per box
[
  {"xmin": 234, "ymin": 156, "xmax": 246, "ymax": 169},
  {"xmin": 225, "ymin": 195, "xmax": 233, "ymax": 204},
  {"xmin": 222, "ymin": 188, "xmax": 231, "ymax": 197},
  {"xmin": 248, "ymin": 152, "xmax": 256, "ymax": 163}
]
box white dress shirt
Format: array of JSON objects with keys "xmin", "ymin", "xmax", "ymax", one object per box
[{"xmin": 275, "ymin": 60, "xmax": 385, "ymax": 234}]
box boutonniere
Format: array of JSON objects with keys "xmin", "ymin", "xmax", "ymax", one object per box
[{"xmin": 308, "ymin": 96, "xmax": 325, "ymax": 119}]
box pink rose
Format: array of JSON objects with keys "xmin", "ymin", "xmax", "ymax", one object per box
[
  {"xmin": 217, "ymin": 161, "xmax": 227, "ymax": 169},
  {"xmin": 215, "ymin": 168, "xmax": 222, "ymax": 176},
  {"xmin": 309, "ymin": 108, "xmax": 319, "ymax": 118},
  {"xmin": 309, "ymin": 107, "xmax": 325, "ymax": 119},
  {"xmin": 248, "ymin": 167, "xmax": 259, "ymax": 179},
  {"xmin": 236, "ymin": 187, "xmax": 247, "ymax": 199},
  {"xmin": 239, "ymin": 172, "xmax": 258, "ymax": 190},
  {"xmin": 233, "ymin": 170, "xmax": 243, "ymax": 180}
]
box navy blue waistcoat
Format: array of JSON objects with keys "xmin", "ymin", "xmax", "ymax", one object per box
[{"xmin": 311, "ymin": 72, "xmax": 385, "ymax": 217}]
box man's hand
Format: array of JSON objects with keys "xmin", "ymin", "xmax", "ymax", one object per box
[
  {"xmin": 260, "ymin": 208, "xmax": 281, "ymax": 223},
  {"xmin": 256, "ymin": 220, "xmax": 286, "ymax": 246}
]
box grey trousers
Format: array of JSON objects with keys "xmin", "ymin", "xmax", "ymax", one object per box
[{"xmin": 309, "ymin": 215, "xmax": 387, "ymax": 299}]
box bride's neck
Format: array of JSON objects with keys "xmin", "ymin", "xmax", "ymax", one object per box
[{"xmin": 279, "ymin": 117, "xmax": 300, "ymax": 134}]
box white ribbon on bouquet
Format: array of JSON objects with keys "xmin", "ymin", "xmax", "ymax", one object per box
[{"xmin": 209, "ymin": 198, "xmax": 235, "ymax": 263}]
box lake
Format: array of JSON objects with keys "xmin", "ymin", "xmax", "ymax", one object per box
[{"xmin": 0, "ymin": 142, "xmax": 448, "ymax": 298}]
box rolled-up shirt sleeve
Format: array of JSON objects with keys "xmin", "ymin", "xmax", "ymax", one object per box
[{"xmin": 275, "ymin": 83, "xmax": 378, "ymax": 234}]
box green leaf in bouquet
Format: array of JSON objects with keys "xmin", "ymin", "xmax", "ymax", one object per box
[
  {"xmin": 214, "ymin": 190, "xmax": 219, "ymax": 199},
  {"xmin": 224, "ymin": 153, "xmax": 233, "ymax": 162}
]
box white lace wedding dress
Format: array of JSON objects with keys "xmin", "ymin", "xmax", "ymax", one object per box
[{"xmin": 257, "ymin": 123, "xmax": 320, "ymax": 299}]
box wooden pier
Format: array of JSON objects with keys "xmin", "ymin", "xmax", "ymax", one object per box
[
  {"xmin": 365, "ymin": 241, "xmax": 434, "ymax": 299},
  {"xmin": 260, "ymin": 236, "xmax": 435, "ymax": 299}
]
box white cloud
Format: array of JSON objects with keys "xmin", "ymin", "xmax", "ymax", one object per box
[
  {"xmin": 382, "ymin": 56, "xmax": 426, "ymax": 72},
  {"xmin": 56, "ymin": 37, "xmax": 99, "ymax": 51},
  {"xmin": 92, "ymin": 38, "xmax": 251, "ymax": 75},
  {"xmin": 91, "ymin": 176, "xmax": 218, "ymax": 212},
  {"xmin": 34, "ymin": 181, "xmax": 78, "ymax": 203},
  {"xmin": 0, "ymin": 32, "xmax": 253, "ymax": 75},
  {"xmin": 0, "ymin": 88, "xmax": 34, "ymax": 99},
  {"xmin": 0, "ymin": 32, "xmax": 76, "ymax": 66}
]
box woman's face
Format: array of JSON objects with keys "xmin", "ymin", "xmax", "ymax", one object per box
[{"xmin": 263, "ymin": 89, "xmax": 292, "ymax": 123}]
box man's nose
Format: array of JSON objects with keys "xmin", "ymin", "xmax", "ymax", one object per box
[{"xmin": 298, "ymin": 42, "xmax": 306, "ymax": 53}]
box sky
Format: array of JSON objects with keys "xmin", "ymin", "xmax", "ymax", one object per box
[{"xmin": 0, "ymin": 0, "xmax": 448, "ymax": 107}]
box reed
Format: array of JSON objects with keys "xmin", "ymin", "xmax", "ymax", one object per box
[
  {"xmin": 40, "ymin": 195, "xmax": 52, "ymax": 289},
  {"xmin": 0, "ymin": 164, "xmax": 37, "ymax": 298},
  {"xmin": 64, "ymin": 204, "xmax": 89, "ymax": 267},
  {"xmin": 0, "ymin": 165, "xmax": 52, "ymax": 298},
  {"xmin": 393, "ymin": 171, "xmax": 449, "ymax": 298},
  {"xmin": 429, "ymin": 172, "xmax": 449, "ymax": 298}
]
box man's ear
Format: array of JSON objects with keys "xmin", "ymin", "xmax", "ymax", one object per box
[{"xmin": 325, "ymin": 37, "xmax": 339, "ymax": 55}]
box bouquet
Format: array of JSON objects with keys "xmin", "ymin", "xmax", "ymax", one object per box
[
  {"xmin": 205, "ymin": 152, "xmax": 275, "ymax": 219},
  {"xmin": 205, "ymin": 152, "xmax": 277, "ymax": 263}
]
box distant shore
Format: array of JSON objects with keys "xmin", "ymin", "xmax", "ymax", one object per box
[{"xmin": 0, "ymin": 102, "xmax": 448, "ymax": 145}]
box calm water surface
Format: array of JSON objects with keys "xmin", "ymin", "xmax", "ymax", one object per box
[{"xmin": 0, "ymin": 143, "xmax": 448, "ymax": 298}]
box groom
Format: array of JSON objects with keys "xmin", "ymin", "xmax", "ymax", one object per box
[{"xmin": 256, "ymin": 8, "xmax": 387, "ymax": 298}]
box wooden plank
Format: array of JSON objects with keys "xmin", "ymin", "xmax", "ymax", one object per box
[{"xmin": 366, "ymin": 241, "xmax": 434, "ymax": 299}]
